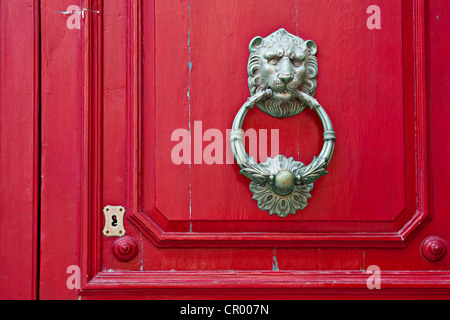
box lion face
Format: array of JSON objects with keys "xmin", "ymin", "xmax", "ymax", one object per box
[
  {"xmin": 260, "ymin": 41, "xmax": 307, "ymax": 102},
  {"xmin": 248, "ymin": 29, "xmax": 318, "ymax": 118}
]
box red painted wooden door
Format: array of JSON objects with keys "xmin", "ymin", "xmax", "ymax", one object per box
[
  {"xmin": 35, "ymin": 0, "xmax": 450, "ymax": 300},
  {"xmin": 0, "ymin": 0, "xmax": 39, "ymax": 300}
]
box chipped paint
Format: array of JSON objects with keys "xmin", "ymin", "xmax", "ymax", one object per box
[
  {"xmin": 295, "ymin": 1, "xmax": 300, "ymax": 159},
  {"xmin": 187, "ymin": 0, "xmax": 193, "ymax": 233},
  {"xmin": 272, "ymin": 248, "xmax": 279, "ymax": 271},
  {"xmin": 361, "ymin": 250, "xmax": 366, "ymax": 271},
  {"xmin": 53, "ymin": 8, "xmax": 100, "ymax": 18}
]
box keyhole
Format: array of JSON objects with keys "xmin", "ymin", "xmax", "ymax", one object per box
[{"xmin": 111, "ymin": 215, "xmax": 118, "ymax": 227}]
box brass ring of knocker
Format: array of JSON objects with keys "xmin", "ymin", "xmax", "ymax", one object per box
[{"xmin": 230, "ymin": 89, "xmax": 336, "ymax": 217}]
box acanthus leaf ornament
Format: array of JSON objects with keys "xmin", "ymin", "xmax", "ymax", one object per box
[
  {"xmin": 239, "ymin": 158, "xmax": 272, "ymax": 185},
  {"xmin": 231, "ymin": 29, "xmax": 336, "ymax": 218},
  {"xmin": 298, "ymin": 157, "xmax": 328, "ymax": 185}
]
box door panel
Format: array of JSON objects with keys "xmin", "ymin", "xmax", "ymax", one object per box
[
  {"xmin": 38, "ymin": 0, "xmax": 450, "ymax": 299},
  {"xmin": 132, "ymin": 0, "xmax": 419, "ymax": 248}
]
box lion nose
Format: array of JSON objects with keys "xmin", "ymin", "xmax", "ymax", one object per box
[{"xmin": 279, "ymin": 73, "xmax": 294, "ymax": 84}]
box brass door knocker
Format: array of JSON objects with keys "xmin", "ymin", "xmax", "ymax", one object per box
[{"xmin": 231, "ymin": 29, "xmax": 336, "ymax": 218}]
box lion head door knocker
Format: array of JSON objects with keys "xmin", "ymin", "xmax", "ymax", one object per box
[{"xmin": 231, "ymin": 28, "xmax": 336, "ymax": 218}]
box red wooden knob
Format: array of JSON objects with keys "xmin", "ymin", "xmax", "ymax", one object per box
[
  {"xmin": 112, "ymin": 236, "xmax": 138, "ymax": 262},
  {"xmin": 421, "ymin": 236, "xmax": 446, "ymax": 262}
]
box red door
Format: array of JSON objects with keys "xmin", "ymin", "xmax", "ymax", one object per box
[{"xmin": 2, "ymin": 0, "xmax": 450, "ymax": 300}]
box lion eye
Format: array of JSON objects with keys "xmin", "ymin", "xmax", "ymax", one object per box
[{"xmin": 291, "ymin": 59, "xmax": 303, "ymax": 67}]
